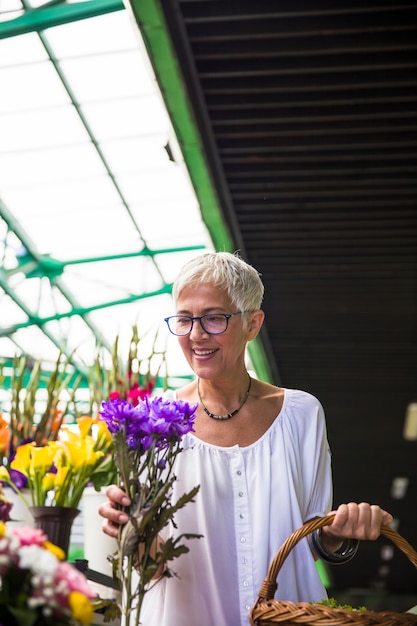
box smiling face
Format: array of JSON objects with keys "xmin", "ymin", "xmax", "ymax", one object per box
[{"xmin": 175, "ymin": 282, "xmax": 264, "ymax": 382}]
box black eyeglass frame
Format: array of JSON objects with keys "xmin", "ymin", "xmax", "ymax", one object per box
[{"xmin": 164, "ymin": 311, "xmax": 251, "ymax": 336}]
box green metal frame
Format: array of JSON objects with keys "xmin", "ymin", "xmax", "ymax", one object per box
[
  {"xmin": 0, "ymin": 0, "xmax": 274, "ymax": 384},
  {"xmin": 127, "ymin": 0, "xmax": 274, "ymax": 384},
  {"xmin": 0, "ymin": 0, "xmax": 124, "ymax": 39}
]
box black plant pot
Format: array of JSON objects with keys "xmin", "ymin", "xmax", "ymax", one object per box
[{"xmin": 30, "ymin": 505, "xmax": 80, "ymax": 557}]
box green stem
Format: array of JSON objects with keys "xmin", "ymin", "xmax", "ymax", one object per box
[
  {"xmin": 124, "ymin": 552, "xmax": 134, "ymax": 626},
  {"xmin": 2, "ymin": 478, "xmax": 31, "ymax": 508}
]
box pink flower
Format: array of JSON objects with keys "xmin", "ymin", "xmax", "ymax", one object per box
[
  {"xmin": 127, "ymin": 380, "xmax": 155, "ymax": 405},
  {"xmin": 12, "ymin": 527, "xmax": 48, "ymax": 546},
  {"xmin": 56, "ymin": 561, "xmax": 96, "ymax": 598}
]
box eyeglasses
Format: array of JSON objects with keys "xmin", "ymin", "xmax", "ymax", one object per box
[{"xmin": 164, "ymin": 312, "xmax": 248, "ymax": 336}]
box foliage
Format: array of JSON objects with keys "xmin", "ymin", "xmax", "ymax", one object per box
[
  {"xmin": 88, "ymin": 325, "xmax": 168, "ymax": 414},
  {"xmin": 0, "ymin": 352, "xmax": 80, "ymax": 468},
  {"xmin": 314, "ymin": 598, "xmax": 367, "ymax": 611},
  {"xmin": 98, "ymin": 395, "xmax": 201, "ymax": 626}
]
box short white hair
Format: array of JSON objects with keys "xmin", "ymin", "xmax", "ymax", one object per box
[{"xmin": 173, "ymin": 251, "xmax": 264, "ymax": 312}]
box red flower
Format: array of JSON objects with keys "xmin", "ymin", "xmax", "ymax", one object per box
[{"xmin": 109, "ymin": 379, "xmax": 155, "ymax": 406}]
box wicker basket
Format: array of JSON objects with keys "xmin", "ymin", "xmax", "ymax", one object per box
[{"xmin": 249, "ymin": 514, "xmax": 417, "ymax": 626}]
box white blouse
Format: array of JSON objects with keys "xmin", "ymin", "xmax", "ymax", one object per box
[{"xmin": 139, "ymin": 388, "xmax": 333, "ymax": 626}]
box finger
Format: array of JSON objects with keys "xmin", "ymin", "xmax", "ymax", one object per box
[
  {"xmin": 381, "ymin": 509, "xmax": 394, "ymax": 526},
  {"xmin": 343, "ymin": 503, "xmax": 388, "ymax": 540},
  {"xmin": 105, "ymin": 484, "xmax": 131, "ymax": 507},
  {"xmin": 98, "ymin": 499, "xmax": 129, "ymax": 525},
  {"xmin": 328, "ymin": 503, "xmax": 373, "ymax": 539},
  {"xmin": 356, "ymin": 503, "xmax": 379, "ymax": 539},
  {"xmin": 332, "ymin": 502, "xmax": 355, "ymax": 530},
  {"xmin": 102, "ymin": 518, "xmax": 120, "ymax": 539}
]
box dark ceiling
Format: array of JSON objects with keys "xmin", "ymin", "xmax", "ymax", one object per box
[{"xmin": 157, "ymin": 0, "xmax": 417, "ymax": 604}]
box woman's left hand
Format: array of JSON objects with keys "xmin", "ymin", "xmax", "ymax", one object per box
[{"xmin": 321, "ymin": 502, "xmax": 393, "ymax": 551}]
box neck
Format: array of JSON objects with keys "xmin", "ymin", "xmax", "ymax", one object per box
[{"xmin": 197, "ymin": 374, "xmax": 252, "ymax": 421}]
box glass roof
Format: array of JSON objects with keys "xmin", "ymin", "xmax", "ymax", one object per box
[{"xmin": 0, "ymin": 1, "xmax": 216, "ymax": 388}]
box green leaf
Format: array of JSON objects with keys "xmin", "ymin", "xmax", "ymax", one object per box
[{"xmin": 8, "ymin": 606, "xmax": 38, "ymax": 626}]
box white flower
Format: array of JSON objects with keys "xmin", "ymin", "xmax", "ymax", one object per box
[{"xmin": 18, "ymin": 544, "xmax": 58, "ymax": 578}]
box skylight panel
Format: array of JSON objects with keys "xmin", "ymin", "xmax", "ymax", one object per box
[
  {"xmin": 59, "ymin": 50, "xmax": 153, "ymax": 103},
  {"xmin": 0, "ymin": 61, "xmax": 71, "ymax": 114},
  {"xmin": 44, "ymin": 12, "xmax": 139, "ymax": 56},
  {"xmin": 0, "ymin": 32, "xmax": 48, "ymax": 66},
  {"xmin": 1, "ymin": 105, "xmax": 90, "ymax": 151}
]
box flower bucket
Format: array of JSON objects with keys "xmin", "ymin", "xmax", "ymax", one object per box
[
  {"xmin": 82, "ymin": 486, "xmax": 117, "ymax": 576},
  {"xmin": 30, "ymin": 505, "xmax": 80, "ymax": 557}
]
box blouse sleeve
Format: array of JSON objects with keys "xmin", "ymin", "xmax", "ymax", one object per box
[
  {"xmin": 305, "ymin": 395, "xmax": 333, "ymax": 520},
  {"xmin": 287, "ymin": 390, "xmax": 333, "ymax": 521}
]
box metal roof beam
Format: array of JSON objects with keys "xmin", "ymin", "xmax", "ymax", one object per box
[
  {"xmin": 0, "ymin": 284, "xmax": 173, "ymax": 336},
  {"xmin": 126, "ymin": 0, "xmax": 276, "ymax": 384},
  {"xmin": 0, "ymin": 269, "xmax": 86, "ymax": 375},
  {"xmin": 8, "ymin": 246, "xmax": 206, "ymax": 279},
  {"xmin": 0, "ymin": 0, "xmax": 124, "ymax": 39},
  {"xmin": 0, "ymin": 201, "xmax": 113, "ymax": 355}
]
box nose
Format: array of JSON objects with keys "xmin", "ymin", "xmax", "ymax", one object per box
[{"xmin": 189, "ymin": 317, "xmax": 208, "ymax": 339}]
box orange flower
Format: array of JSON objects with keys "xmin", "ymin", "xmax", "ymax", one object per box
[{"xmin": 0, "ymin": 414, "xmax": 10, "ymax": 457}]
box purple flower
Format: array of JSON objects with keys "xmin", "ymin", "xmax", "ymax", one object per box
[
  {"xmin": 9, "ymin": 469, "xmax": 28, "ymax": 490},
  {"xmin": 0, "ymin": 499, "xmax": 12, "ymax": 522},
  {"xmin": 99, "ymin": 398, "xmax": 139, "ymax": 433},
  {"xmin": 99, "ymin": 396, "xmax": 197, "ymax": 451},
  {"xmin": 136, "ymin": 396, "xmax": 197, "ymax": 443}
]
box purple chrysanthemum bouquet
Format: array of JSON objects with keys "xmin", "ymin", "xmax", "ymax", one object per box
[{"xmin": 99, "ymin": 395, "xmax": 201, "ymax": 626}]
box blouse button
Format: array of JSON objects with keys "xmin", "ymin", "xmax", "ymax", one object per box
[
  {"xmin": 238, "ymin": 491, "xmax": 244, "ymax": 497},
  {"xmin": 237, "ymin": 470, "xmax": 242, "ymax": 475}
]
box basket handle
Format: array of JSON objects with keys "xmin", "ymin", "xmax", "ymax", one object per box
[{"xmin": 257, "ymin": 514, "xmax": 417, "ymax": 601}]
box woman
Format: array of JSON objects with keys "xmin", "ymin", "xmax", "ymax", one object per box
[{"xmin": 99, "ymin": 251, "xmax": 392, "ymax": 626}]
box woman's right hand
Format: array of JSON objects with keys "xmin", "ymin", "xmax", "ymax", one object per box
[{"xmin": 98, "ymin": 484, "xmax": 131, "ymax": 538}]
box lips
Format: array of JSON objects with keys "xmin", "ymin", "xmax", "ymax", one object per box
[{"xmin": 192, "ymin": 348, "xmax": 217, "ymax": 357}]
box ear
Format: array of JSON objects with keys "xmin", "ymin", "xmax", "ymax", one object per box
[{"xmin": 246, "ymin": 310, "xmax": 265, "ymax": 340}]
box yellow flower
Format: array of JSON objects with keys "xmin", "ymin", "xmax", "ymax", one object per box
[
  {"xmin": 10, "ymin": 442, "xmax": 34, "ymax": 474},
  {"xmin": 42, "ymin": 472, "xmax": 56, "ymax": 492},
  {"xmin": 0, "ymin": 521, "xmax": 6, "ymax": 537},
  {"xmin": 44, "ymin": 540, "xmax": 66, "ymax": 560},
  {"xmin": 94, "ymin": 418, "xmax": 113, "ymax": 451},
  {"xmin": 0, "ymin": 465, "xmax": 10, "ymax": 481},
  {"xmin": 76, "ymin": 415, "xmax": 94, "ymax": 438},
  {"xmin": 68, "ymin": 591, "xmax": 94, "ymax": 625},
  {"xmin": 53, "ymin": 463, "xmax": 70, "ymax": 489},
  {"xmin": 65, "ymin": 438, "xmax": 104, "ymax": 471},
  {"xmin": 30, "ymin": 443, "xmax": 57, "ymax": 473}
]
